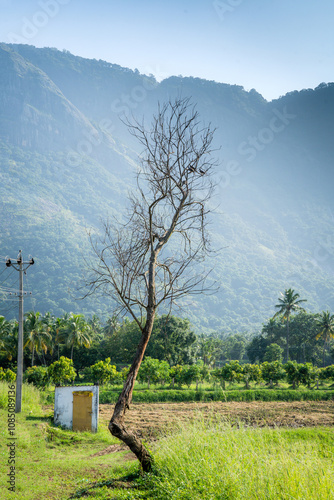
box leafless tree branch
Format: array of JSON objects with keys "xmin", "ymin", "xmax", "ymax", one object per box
[{"xmin": 83, "ymin": 97, "xmax": 220, "ymax": 471}]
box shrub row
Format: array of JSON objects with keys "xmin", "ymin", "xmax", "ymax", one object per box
[
  {"xmin": 21, "ymin": 357, "xmax": 334, "ymax": 393},
  {"xmin": 99, "ymin": 388, "xmax": 334, "ymax": 404}
]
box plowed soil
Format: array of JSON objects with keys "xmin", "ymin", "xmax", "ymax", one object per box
[{"xmin": 99, "ymin": 400, "xmax": 334, "ymax": 438}]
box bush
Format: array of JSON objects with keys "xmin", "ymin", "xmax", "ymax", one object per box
[
  {"xmin": 138, "ymin": 357, "xmax": 171, "ymax": 388},
  {"xmin": 179, "ymin": 364, "xmax": 202, "ymax": 388},
  {"xmin": 241, "ymin": 363, "xmax": 262, "ymax": 389},
  {"xmin": 284, "ymin": 361, "xmax": 319, "ymax": 389},
  {"xmin": 212, "ymin": 361, "xmax": 243, "ymax": 389},
  {"xmin": 0, "ymin": 367, "xmax": 16, "ymax": 382},
  {"xmin": 169, "ymin": 365, "xmax": 184, "ymax": 387},
  {"xmin": 23, "ymin": 366, "xmax": 49, "ymax": 388},
  {"xmin": 119, "ymin": 365, "xmax": 130, "ymax": 382},
  {"xmin": 261, "ymin": 361, "xmax": 286, "ymax": 386},
  {"xmin": 320, "ymin": 365, "xmax": 334, "ymax": 383},
  {"xmin": 284, "ymin": 361, "xmax": 301, "ymax": 388},
  {"xmin": 47, "ymin": 357, "xmax": 76, "ymax": 385},
  {"xmin": 298, "ymin": 363, "xmax": 319, "ymax": 388},
  {"xmin": 90, "ymin": 358, "xmax": 117, "ymax": 385}
]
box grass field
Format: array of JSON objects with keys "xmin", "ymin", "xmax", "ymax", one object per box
[
  {"xmin": 146, "ymin": 420, "xmax": 334, "ymax": 500},
  {"xmin": 0, "ymin": 383, "xmax": 133, "ymax": 500},
  {"xmin": 0, "ymin": 406, "xmax": 134, "ymax": 500},
  {"xmin": 1, "ymin": 382, "xmax": 334, "ymax": 499}
]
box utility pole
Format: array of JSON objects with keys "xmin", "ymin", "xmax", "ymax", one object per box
[{"xmin": 5, "ymin": 251, "xmax": 34, "ymax": 413}]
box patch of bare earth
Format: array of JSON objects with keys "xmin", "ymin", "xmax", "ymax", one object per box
[
  {"xmin": 90, "ymin": 443, "xmax": 137, "ymax": 461},
  {"xmin": 99, "ymin": 401, "xmax": 334, "ymax": 439},
  {"xmin": 90, "ymin": 444, "xmax": 126, "ymax": 456}
]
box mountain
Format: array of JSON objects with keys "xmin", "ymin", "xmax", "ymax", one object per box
[{"xmin": 1, "ymin": 43, "xmax": 334, "ymax": 334}]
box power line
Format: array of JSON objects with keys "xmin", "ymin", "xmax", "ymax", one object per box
[
  {"xmin": 0, "ymin": 267, "xmax": 7, "ymax": 279},
  {"xmin": 0, "ymin": 268, "xmax": 15, "ymax": 285},
  {"xmin": 0, "ymin": 284, "xmax": 32, "ymax": 292},
  {"xmin": 0, "ymin": 295, "xmax": 20, "ymax": 302},
  {"xmin": 24, "ymin": 271, "xmax": 36, "ymax": 314},
  {"xmin": 0, "ymin": 303, "xmax": 18, "ymax": 316}
]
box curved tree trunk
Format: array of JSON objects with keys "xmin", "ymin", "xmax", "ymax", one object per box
[
  {"xmin": 108, "ymin": 308, "xmax": 156, "ymax": 472},
  {"xmin": 85, "ymin": 99, "xmax": 217, "ymax": 473}
]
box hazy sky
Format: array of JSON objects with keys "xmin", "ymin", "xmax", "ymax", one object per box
[{"xmin": 0, "ymin": 0, "xmax": 333, "ymax": 101}]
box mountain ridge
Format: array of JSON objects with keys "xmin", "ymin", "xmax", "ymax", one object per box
[{"xmin": 1, "ymin": 43, "xmax": 333, "ymax": 333}]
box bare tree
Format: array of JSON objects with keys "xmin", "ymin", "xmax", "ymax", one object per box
[{"xmin": 85, "ymin": 98, "xmax": 218, "ymax": 471}]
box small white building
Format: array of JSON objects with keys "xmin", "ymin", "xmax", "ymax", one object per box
[{"xmin": 54, "ymin": 385, "xmax": 99, "ymax": 433}]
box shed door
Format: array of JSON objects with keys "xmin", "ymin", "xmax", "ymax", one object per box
[{"xmin": 72, "ymin": 391, "xmax": 93, "ymax": 431}]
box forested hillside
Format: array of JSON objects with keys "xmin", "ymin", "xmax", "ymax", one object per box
[{"xmin": 1, "ymin": 43, "xmax": 333, "ymax": 333}]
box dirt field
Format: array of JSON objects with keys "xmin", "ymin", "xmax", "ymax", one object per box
[{"xmin": 99, "ymin": 400, "xmax": 334, "ymax": 438}]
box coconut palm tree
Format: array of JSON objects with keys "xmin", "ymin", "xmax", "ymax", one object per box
[
  {"xmin": 62, "ymin": 313, "xmax": 92, "ymax": 360},
  {"xmin": 316, "ymin": 310, "xmax": 334, "ymax": 367},
  {"xmin": 104, "ymin": 314, "xmax": 120, "ymax": 338},
  {"xmin": 89, "ymin": 314, "xmax": 102, "ymax": 335},
  {"xmin": 41, "ymin": 312, "xmax": 56, "ymax": 357},
  {"xmin": 24, "ymin": 311, "xmax": 52, "ymax": 366},
  {"xmin": 273, "ymin": 288, "xmax": 307, "ymax": 361},
  {"xmin": 54, "ymin": 316, "xmax": 67, "ymax": 360},
  {"xmin": 41, "ymin": 312, "xmax": 66, "ymax": 361}
]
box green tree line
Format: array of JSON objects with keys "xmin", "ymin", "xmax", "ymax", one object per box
[
  {"xmin": 20, "ymin": 356, "xmax": 334, "ymax": 392},
  {"xmin": 0, "ymin": 289, "xmax": 333, "ymax": 372}
]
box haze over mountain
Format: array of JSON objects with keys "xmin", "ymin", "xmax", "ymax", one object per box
[{"xmin": 1, "ymin": 43, "xmax": 333, "ymax": 334}]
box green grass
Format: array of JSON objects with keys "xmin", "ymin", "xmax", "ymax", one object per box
[
  {"xmin": 1, "ymin": 382, "xmax": 333, "ymax": 499},
  {"xmin": 69, "ymin": 420, "xmax": 334, "ymax": 500},
  {"xmin": 142, "ymin": 420, "xmax": 334, "ymax": 500},
  {"xmin": 0, "ymin": 382, "xmax": 134, "ymax": 500},
  {"xmin": 0, "ymin": 408, "xmax": 136, "ymax": 499},
  {"xmin": 0, "ymin": 381, "xmax": 45, "ymax": 413},
  {"xmin": 99, "ymin": 386, "xmax": 334, "ymax": 404}
]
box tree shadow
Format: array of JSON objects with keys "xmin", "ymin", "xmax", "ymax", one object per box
[{"xmin": 26, "ymin": 415, "xmax": 53, "ymax": 421}]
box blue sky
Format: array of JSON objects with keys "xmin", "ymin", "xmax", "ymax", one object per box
[{"xmin": 0, "ymin": 0, "xmax": 333, "ymax": 100}]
